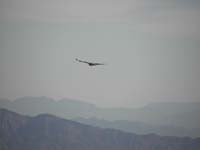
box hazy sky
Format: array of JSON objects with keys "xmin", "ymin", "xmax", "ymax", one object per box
[{"xmin": 0, "ymin": 0, "xmax": 200, "ymax": 107}]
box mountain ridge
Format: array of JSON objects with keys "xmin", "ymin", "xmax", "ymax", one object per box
[
  {"xmin": 1, "ymin": 96, "xmax": 200, "ymax": 137},
  {"xmin": 0, "ymin": 108, "xmax": 200, "ymax": 150}
]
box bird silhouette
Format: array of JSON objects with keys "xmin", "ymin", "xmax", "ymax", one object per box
[{"xmin": 76, "ymin": 58, "xmax": 106, "ymax": 66}]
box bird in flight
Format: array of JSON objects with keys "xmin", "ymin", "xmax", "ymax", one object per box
[{"xmin": 76, "ymin": 58, "xmax": 106, "ymax": 66}]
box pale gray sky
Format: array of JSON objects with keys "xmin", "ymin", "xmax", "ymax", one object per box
[{"xmin": 0, "ymin": 0, "xmax": 200, "ymax": 107}]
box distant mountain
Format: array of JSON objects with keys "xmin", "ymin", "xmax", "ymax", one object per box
[
  {"xmin": 0, "ymin": 97, "xmax": 200, "ymax": 133},
  {"xmin": 74, "ymin": 117, "xmax": 200, "ymax": 138},
  {"xmin": 0, "ymin": 97, "xmax": 97, "ymax": 118},
  {"xmin": 0, "ymin": 108, "xmax": 200, "ymax": 150}
]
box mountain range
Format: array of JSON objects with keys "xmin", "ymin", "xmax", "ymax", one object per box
[
  {"xmin": 0, "ymin": 96, "xmax": 200, "ymax": 137},
  {"xmin": 74, "ymin": 117, "xmax": 200, "ymax": 137},
  {"xmin": 0, "ymin": 108, "xmax": 200, "ymax": 150}
]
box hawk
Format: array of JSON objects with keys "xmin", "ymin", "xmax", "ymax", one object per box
[{"xmin": 76, "ymin": 58, "xmax": 106, "ymax": 66}]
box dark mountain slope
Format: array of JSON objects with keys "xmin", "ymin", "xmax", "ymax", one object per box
[
  {"xmin": 0, "ymin": 108, "xmax": 200, "ymax": 150},
  {"xmin": 0, "ymin": 109, "xmax": 29, "ymax": 150}
]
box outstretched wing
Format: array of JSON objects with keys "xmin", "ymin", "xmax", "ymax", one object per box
[
  {"xmin": 76, "ymin": 58, "xmax": 90, "ymax": 64},
  {"xmin": 93, "ymin": 63, "xmax": 105, "ymax": 66}
]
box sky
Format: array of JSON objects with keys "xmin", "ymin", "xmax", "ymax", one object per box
[{"xmin": 0, "ymin": 0, "xmax": 200, "ymax": 107}]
